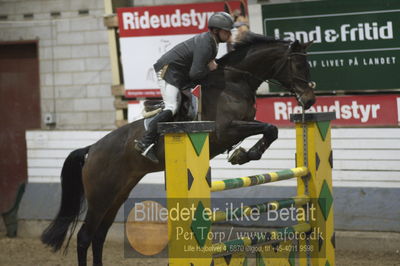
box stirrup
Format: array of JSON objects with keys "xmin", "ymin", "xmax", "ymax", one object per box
[
  {"xmin": 141, "ymin": 143, "xmax": 155, "ymax": 155},
  {"xmin": 143, "ymin": 145, "xmax": 159, "ymax": 164},
  {"xmin": 136, "ymin": 142, "xmax": 159, "ymax": 164}
]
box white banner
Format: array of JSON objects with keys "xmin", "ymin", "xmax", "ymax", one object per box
[{"xmin": 117, "ymin": 1, "xmax": 247, "ymax": 98}]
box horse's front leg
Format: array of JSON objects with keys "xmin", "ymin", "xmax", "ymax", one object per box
[{"xmin": 227, "ymin": 120, "xmax": 278, "ymax": 165}]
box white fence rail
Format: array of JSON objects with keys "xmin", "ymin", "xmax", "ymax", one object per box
[{"xmin": 26, "ymin": 128, "xmax": 400, "ymax": 187}]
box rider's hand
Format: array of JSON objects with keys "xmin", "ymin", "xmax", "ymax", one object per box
[{"xmin": 208, "ymin": 60, "xmax": 218, "ymax": 71}]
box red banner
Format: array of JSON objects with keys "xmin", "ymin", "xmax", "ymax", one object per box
[
  {"xmin": 125, "ymin": 89, "xmax": 161, "ymax": 98},
  {"xmin": 255, "ymin": 94, "xmax": 400, "ymax": 126},
  {"xmin": 118, "ymin": 1, "xmax": 246, "ymax": 37}
]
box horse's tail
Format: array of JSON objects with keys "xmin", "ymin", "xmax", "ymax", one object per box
[{"xmin": 41, "ymin": 146, "xmax": 90, "ymax": 253}]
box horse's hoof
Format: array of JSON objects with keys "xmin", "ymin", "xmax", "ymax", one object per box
[{"xmin": 228, "ymin": 147, "xmax": 249, "ymax": 165}]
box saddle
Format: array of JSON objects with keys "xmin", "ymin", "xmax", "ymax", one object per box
[{"xmin": 142, "ymin": 87, "xmax": 201, "ymax": 129}]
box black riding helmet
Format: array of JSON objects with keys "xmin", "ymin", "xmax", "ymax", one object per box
[{"xmin": 208, "ymin": 12, "xmax": 234, "ymax": 31}]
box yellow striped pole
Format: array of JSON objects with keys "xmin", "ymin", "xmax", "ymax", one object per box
[
  {"xmin": 160, "ymin": 121, "xmax": 215, "ymax": 266},
  {"xmin": 211, "ymin": 167, "xmax": 308, "ymax": 192},
  {"xmin": 292, "ymin": 112, "xmax": 336, "ymax": 266},
  {"xmin": 211, "ymin": 195, "xmax": 309, "ymax": 223},
  {"xmin": 160, "ymin": 112, "xmax": 336, "ymax": 266}
]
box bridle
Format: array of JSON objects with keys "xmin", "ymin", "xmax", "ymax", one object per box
[
  {"xmin": 223, "ymin": 44, "xmax": 315, "ymax": 99},
  {"xmin": 272, "ymin": 51, "xmax": 310, "ymax": 87}
]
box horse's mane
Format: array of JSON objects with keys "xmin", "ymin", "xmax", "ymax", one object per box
[
  {"xmin": 217, "ymin": 31, "xmax": 289, "ymax": 65},
  {"xmin": 234, "ymin": 31, "xmax": 288, "ymax": 49}
]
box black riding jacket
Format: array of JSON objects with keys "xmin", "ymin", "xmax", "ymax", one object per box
[{"xmin": 153, "ymin": 32, "xmax": 218, "ymax": 90}]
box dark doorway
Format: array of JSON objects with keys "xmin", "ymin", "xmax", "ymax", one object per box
[{"xmin": 0, "ymin": 41, "xmax": 41, "ymax": 229}]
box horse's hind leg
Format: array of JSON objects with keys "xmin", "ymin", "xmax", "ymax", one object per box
[
  {"xmin": 227, "ymin": 120, "xmax": 278, "ymax": 165},
  {"xmin": 91, "ymin": 177, "xmax": 144, "ymax": 266},
  {"xmin": 91, "ymin": 192, "xmax": 131, "ymax": 265},
  {"xmin": 77, "ymin": 207, "xmax": 107, "ymax": 266},
  {"xmin": 91, "ymin": 204, "xmax": 122, "ymax": 265},
  {"xmin": 76, "ymin": 189, "xmax": 121, "ymax": 265}
]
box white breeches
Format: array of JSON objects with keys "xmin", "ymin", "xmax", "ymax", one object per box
[{"xmin": 157, "ymin": 73, "xmax": 181, "ymax": 116}]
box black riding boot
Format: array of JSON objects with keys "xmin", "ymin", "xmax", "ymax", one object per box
[{"xmin": 134, "ymin": 110, "xmax": 173, "ymax": 163}]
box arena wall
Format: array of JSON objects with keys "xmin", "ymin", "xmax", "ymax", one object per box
[{"xmin": 21, "ymin": 128, "xmax": 400, "ymax": 232}]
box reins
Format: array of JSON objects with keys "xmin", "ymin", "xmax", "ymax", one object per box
[
  {"xmin": 224, "ymin": 65, "xmax": 286, "ymax": 92},
  {"xmin": 223, "ymin": 47, "xmax": 309, "ymax": 96}
]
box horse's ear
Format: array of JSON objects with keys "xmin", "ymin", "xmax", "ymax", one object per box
[
  {"xmin": 240, "ymin": 0, "xmax": 247, "ymax": 17},
  {"xmin": 290, "ymin": 40, "xmax": 301, "ymax": 51},
  {"xmin": 224, "ymin": 2, "xmax": 231, "ymax": 14},
  {"xmin": 302, "ymin": 40, "xmax": 314, "ymax": 50}
]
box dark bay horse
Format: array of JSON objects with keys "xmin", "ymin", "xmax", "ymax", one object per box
[{"xmin": 41, "ymin": 32, "xmax": 315, "ymax": 265}]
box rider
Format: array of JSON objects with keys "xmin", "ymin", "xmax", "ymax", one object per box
[{"xmin": 134, "ymin": 12, "xmax": 234, "ymax": 163}]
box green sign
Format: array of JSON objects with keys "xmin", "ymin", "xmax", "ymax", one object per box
[{"xmin": 262, "ymin": 0, "xmax": 400, "ymax": 92}]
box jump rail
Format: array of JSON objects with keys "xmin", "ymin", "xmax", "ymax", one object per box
[
  {"xmin": 211, "ymin": 167, "xmax": 309, "ymax": 192},
  {"xmin": 159, "ymin": 112, "xmax": 336, "ymax": 266},
  {"xmin": 211, "ymin": 195, "xmax": 310, "ymax": 223}
]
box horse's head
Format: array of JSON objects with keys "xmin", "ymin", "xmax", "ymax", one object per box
[
  {"xmin": 273, "ymin": 40, "xmax": 316, "ymax": 110},
  {"xmin": 219, "ymin": 32, "xmax": 316, "ymax": 109}
]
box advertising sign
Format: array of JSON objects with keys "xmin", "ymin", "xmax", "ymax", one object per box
[
  {"xmin": 118, "ymin": 1, "xmax": 246, "ymax": 98},
  {"xmin": 262, "ymin": 0, "xmax": 400, "ymax": 92},
  {"xmin": 255, "ymin": 94, "xmax": 400, "ymax": 127}
]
